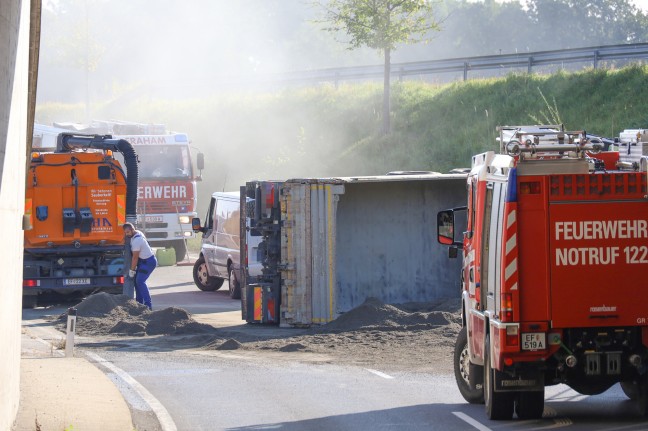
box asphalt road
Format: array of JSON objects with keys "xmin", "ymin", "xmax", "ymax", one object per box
[{"xmin": 22, "ymin": 264, "xmax": 648, "ymax": 431}]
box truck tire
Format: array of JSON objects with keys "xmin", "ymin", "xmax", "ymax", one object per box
[
  {"xmin": 621, "ymin": 381, "xmax": 639, "ymax": 401},
  {"xmin": 228, "ymin": 267, "xmax": 241, "ymax": 300},
  {"xmin": 22, "ymin": 295, "xmax": 37, "ymax": 309},
  {"xmin": 637, "ymin": 375, "xmax": 648, "ymax": 417},
  {"xmin": 515, "ymin": 389, "xmax": 544, "ymax": 419},
  {"xmin": 193, "ymin": 256, "xmax": 224, "ymax": 291},
  {"xmin": 454, "ymin": 327, "xmax": 484, "ymax": 404},
  {"xmin": 173, "ymin": 240, "xmax": 187, "ymax": 263},
  {"xmin": 484, "ymin": 335, "xmax": 514, "ymax": 420}
]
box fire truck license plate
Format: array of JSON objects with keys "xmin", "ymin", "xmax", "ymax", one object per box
[
  {"xmin": 63, "ymin": 278, "xmax": 90, "ymax": 286},
  {"xmin": 139, "ymin": 216, "xmax": 162, "ymax": 223},
  {"xmin": 522, "ymin": 333, "xmax": 546, "ymax": 350}
]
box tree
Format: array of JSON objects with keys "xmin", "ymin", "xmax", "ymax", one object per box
[
  {"xmin": 316, "ymin": 0, "xmax": 440, "ymax": 134},
  {"xmin": 526, "ymin": 0, "xmax": 648, "ymax": 48}
]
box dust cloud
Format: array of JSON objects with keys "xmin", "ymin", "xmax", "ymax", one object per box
[{"xmin": 36, "ymin": 1, "xmax": 648, "ymax": 213}]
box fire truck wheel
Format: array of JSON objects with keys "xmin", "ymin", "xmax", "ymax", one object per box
[
  {"xmin": 621, "ymin": 381, "xmax": 639, "ymax": 400},
  {"xmin": 569, "ymin": 381, "xmax": 613, "ymax": 395},
  {"xmin": 454, "ymin": 327, "xmax": 484, "ymax": 404},
  {"xmin": 173, "ymin": 241, "xmax": 187, "ymax": 263},
  {"xmin": 193, "ymin": 256, "xmax": 224, "ymax": 291},
  {"xmin": 228, "ymin": 267, "xmax": 241, "ymax": 299},
  {"xmin": 484, "ymin": 335, "xmax": 514, "ymax": 420},
  {"xmin": 515, "ymin": 389, "xmax": 545, "ymax": 419},
  {"xmin": 637, "ymin": 377, "xmax": 648, "ymax": 417}
]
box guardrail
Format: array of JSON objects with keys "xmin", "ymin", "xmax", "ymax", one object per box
[{"xmin": 263, "ymin": 42, "xmax": 648, "ymax": 85}]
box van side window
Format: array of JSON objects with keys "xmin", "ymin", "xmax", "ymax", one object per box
[
  {"xmin": 205, "ymin": 198, "xmax": 216, "ymax": 230},
  {"xmin": 217, "ymin": 199, "xmax": 239, "ymax": 235}
]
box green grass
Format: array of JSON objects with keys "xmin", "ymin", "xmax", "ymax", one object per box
[{"xmin": 186, "ymin": 237, "xmax": 202, "ymax": 254}]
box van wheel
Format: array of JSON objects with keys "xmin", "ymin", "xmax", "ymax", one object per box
[
  {"xmin": 454, "ymin": 327, "xmax": 484, "ymax": 404},
  {"xmin": 193, "ymin": 256, "xmax": 224, "ymax": 291},
  {"xmin": 228, "ymin": 267, "xmax": 241, "ymax": 299}
]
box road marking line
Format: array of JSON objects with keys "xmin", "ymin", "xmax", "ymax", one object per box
[
  {"xmin": 365, "ymin": 368, "xmax": 394, "ymax": 379},
  {"xmin": 128, "ymin": 369, "xmax": 221, "ymax": 377},
  {"xmin": 452, "ymin": 412, "xmax": 492, "ymax": 431},
  {"xmin": 86, "ymin": 351, "xmax": 177, "ymax": 431}
]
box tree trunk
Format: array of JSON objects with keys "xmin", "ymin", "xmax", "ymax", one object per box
[{"xmin": 382, "ymin": 47, "xmax": 391, "ymax": 135}]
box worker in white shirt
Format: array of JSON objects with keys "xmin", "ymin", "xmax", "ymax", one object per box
[{"xmin": 122, "ymin": 223, "xmax": 157, "ymax": 309}]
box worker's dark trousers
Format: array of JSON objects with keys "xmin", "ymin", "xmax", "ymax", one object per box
[{"xmin": 135, "ymin": 255, "xmax": 157, "ymax": 309}]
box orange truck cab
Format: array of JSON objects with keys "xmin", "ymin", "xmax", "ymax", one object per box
[
  {"xmin": 438, "ymin": 125, "xmax": 648, "ymax": 420},
  {"xmin": 23, "ymin": 133, "xmax": 138, "ymax": 307}
]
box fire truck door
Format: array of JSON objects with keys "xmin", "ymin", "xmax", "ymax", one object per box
[{"xmin": 483, "ymin": 182, "xmax": 505, "ymax": 316}]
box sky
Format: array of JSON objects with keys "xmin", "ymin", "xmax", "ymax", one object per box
[{"xmin": 632, "ymin": 0, "xmax": 648, "ymax": 10}]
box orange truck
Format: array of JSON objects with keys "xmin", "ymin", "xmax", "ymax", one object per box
[
  {"xmin": 23, "ymin": 133, "xmax": 139, "ymax": 307},
  {"xmin": 438, "ymin": 125, "xmax": 648, "ymax": 419}
]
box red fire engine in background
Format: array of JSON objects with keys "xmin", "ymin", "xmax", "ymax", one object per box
[
  {"xmin": 438, "ymin": 125, "xmax": 648, "ymax": 420},
  {"xmin": 37, "ymin": 121, "xmax": 204, "ymax": 262}
]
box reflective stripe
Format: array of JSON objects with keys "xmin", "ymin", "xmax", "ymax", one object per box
[
  {"xmin": 505, "ymin": 233, "xmax": 517, "ymax": 255},
  {"xmin": 253, "ymin": 286, "xmax": 262, "ymax": 321},
  {"xmin": 505, "ymin": 258, "xmax": 517, "ymax": 281},
  {"xmin": 117, "ymin": 194, "xmax": 126, "ymax": 225},
  {"xmin": 506, "ymin": 209, "xmax": 516, "ymax": 229}
]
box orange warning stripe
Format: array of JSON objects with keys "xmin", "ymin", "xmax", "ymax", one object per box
[
  {"xmin": 253, "ymin": 286, "xmax": 262, "ymax": 322},
  {"xmin": 116, "ymin": 194, "xmax": 126, "ymax": 225}
]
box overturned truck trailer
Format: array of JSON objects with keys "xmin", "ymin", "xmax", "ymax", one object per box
[{"xmin": 241, "ymin": 174, "xmax": 467, "ymax": 327}]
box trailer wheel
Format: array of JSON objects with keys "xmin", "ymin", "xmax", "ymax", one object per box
[
  {"xmin": 228, "ymin": 267, "xmax": 241, "ymax": 300},
  {"xmin": 484, "ymin": 335, "xmax": 514, "ymax": 420},
  {"xmin": 454, "ymin": 327, "xmax": 484, "ymax": 404},
  {"xmin": 193, "ymin": 256, "xmax": 224, "ymax": 291},
  {"xmin": 515, "ymin": 389, "xmax": 544, "ymax": 419}
]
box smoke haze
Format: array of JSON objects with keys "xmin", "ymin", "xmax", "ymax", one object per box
[{"xmin": 36, "ymin": 0, "xmax": 648, "ymax": 213}]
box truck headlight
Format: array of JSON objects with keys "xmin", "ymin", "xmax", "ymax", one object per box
[{"xmin": 178, "ymin": 216, "xmax": 191, "ymax": 224}]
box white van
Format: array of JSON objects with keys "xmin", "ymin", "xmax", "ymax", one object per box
[{"xmin": 192, "ymin": 192, "xmax": 262, "ymax": 299}]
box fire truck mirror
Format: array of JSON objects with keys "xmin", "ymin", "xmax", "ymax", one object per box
[{"xmin": 197, "ymin": 152, "xmax": 205, "ymax": 171}]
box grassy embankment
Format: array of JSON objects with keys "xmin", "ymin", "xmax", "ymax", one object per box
[{"xmin": 36, "ymin": 64, "xmax": 648, "ymax": 216}]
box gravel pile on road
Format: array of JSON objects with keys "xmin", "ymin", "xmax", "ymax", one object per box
[
  {"xmin": 200, "ymin": 296, "xmax": 462, "ymax": 373},
  {"xmin": 62, "ymin": 293, "xmax": 461, "ymax": 372},
  {"xmin": 321, "ymin": 297, "xmax": 459, "ymax": 332},
  {"xmin": 57, "ymin": 292, "xmax": 214, "ymax": 337}
]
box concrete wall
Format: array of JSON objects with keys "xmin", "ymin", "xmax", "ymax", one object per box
[
  {"xmin": 0, "ymin": 0, "xmax": 30, "ymax": 429},
  {"xmin": 335, "ymin": 178, "xmax": 466, "ymax": 311}
]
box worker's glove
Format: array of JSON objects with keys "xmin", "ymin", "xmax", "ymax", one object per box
[{"xmin": 128, "ymin": 269, "xmax": 136, "ymax": 278}]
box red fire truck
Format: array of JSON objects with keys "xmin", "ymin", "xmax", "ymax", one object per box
[
  {"xmin": 49, "ymin": 121, "xmax": 204, "ymax": 262},
  {"xmin": 438, "ymin": 125, "xmax": 648, "ymax": 420}
]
